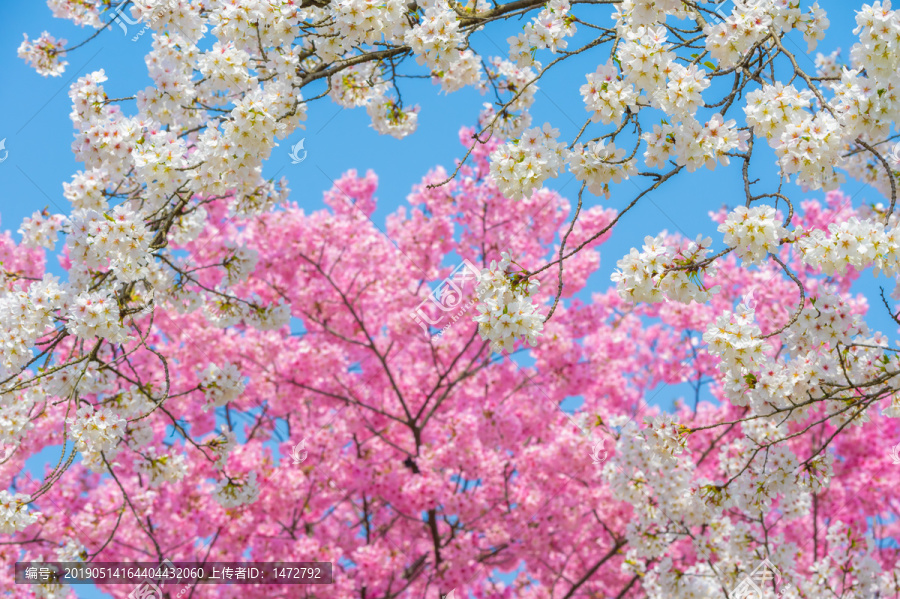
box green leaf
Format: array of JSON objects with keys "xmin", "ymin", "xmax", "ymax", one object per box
[
  {"xmin": 103, "ymin": 213, "xmax": 115, "ymax": 222},
  {"xmin": 703, "ymin": 61, "xmax": 716, "ymax": 70},
  {"xmin": 743, "ymin": 373, "xmax": 758, "ymax": 389}
]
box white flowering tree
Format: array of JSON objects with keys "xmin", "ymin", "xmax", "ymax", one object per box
[{"xmin": 6, "ymin": 0, "xmax": 900, "ymax": 597}]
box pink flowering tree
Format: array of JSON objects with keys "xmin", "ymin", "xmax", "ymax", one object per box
[
  {"xmin": 5, "ymin": 0, "xmax": 900, "ymax": 597},
  {"xmin": 2, "ymin": 127, "xmax": 900, "ymax": 598}
]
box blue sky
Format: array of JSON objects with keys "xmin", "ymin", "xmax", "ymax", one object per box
[{"xmin": 0, "ymin": 1, "xmax": 895, "ymax": 597}]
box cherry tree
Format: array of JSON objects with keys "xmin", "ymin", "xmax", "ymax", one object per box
[{"xmin": 4, "ymin": 0, "xmax": 900, "ymax": 597}]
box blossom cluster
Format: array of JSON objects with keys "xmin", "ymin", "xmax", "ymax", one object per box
[
  {"xmin": 17, "ymin": 31, "xmax": 67, "ymax": 77},
  {"xmin": 213, "ymin": 472, "xmax": 260, "ymax": 509},
  {"xmin": 66, "ymin": 205, "xmax": 153, "ymax": 284},
  {"xmin": 718, "ymin": 205, "xmax": 787, "ymax": 265},
  {"xmin": 222, "ymin": 244, "xmax": 260, "ymax": 286},
  {"xmin": 0, "ymin": 275, "xmax": 67, "ymax": 379},
  {"xmin": 18, "ymin": 211, "xmax": 66, "ymax": 250},
  {"xmin": 489, "ymin": 124, "xmax": 567, "ymax": 200},
  {"xmin": 200, "ymin": 362, "xmax": 246, "ymax": 411},
  {"xmin": 366, "ymin": 96, "xmax": 420, "ymax": 139},
  {"xmin": 702, "ymin": 301, "xmax": 766, "ymax": 377},
  {"xmin": 642, "ymin": 114, "xmax": 750, "ymax": 172},
  {"xmin": 0, "ymin": 388, "xmax": 38, "ymax": 448},
  {"xmin": 137, "ymin": 448, "xmax": 189, "ymax": 487},
  {"xmin": 797, "ymin": 215, "xmax": 900, "ymax": 276},
  {"xmin": 0, "ymin": 491, "xmax": 39, "ymax": 534},
  {"xmin": 473, "ymin": 252, "xmax": 544, "ymax": 353},
  {"xmin": 65, "ymin": 290, "xmax": 131, "ymax": 343},
  {"xmin": 405, "ymin": 1, "xmax": 464, "ymax": 72},
  {"xmin": 66, "ymin": 404, "xmax": 126, "ymax": 470},
  {"xmin": 612, "ymin": 234, "xmax": 720, "ymax": 304},
  {"xmin": 508, "ymin": 0, "xmax": 576, "ymax": 68},
  {"xmin": 567, "ymin": 140, "xmax": 637, "ymax": 199},
  {"xmin": 580, "ymin": 62, "xmax": 639, "ymax": 125}
]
